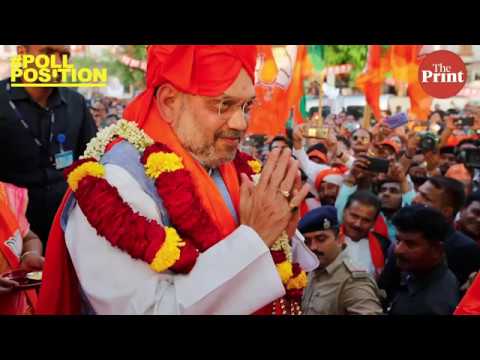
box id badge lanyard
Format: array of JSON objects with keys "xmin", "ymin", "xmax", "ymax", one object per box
[
  {"xmin": 54, "ymin": 134, "xmax": 74, "ymax": 170},
  {"xmin": 8, "ymin": 98, "xmax": 55, "ymax": 151},
  {"xmin": 6, "ymin": 83, "xmax": 73, "ymax": 169}
]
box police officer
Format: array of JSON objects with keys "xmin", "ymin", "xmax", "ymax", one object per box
[{"xmin": 300, "ymin": 206, "xmax": 384, "ymax": 315}]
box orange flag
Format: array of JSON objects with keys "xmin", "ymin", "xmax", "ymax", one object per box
[
  {"xmin": 287, "ymin": 45, "xmax": 312, "ymax": 125},
  {"xmin": 248, "ymin": 45, "xmax": 311, "ymax": 136},
  {"xmin": 409, "ymin": 46, "xmax": 432, "ymax": 121},
  {"xmin": 390, "ymin": 45, "xmax": 432, "ymax": 120},
  {"xmin": 390, "ymin": 45, "xmax": 419, "ymax": 83},
  {"xmin": 408, "ymin": 79, "xmax": 432, "ymax": 120},
  {"xmin": 247, "ymin": 45, "xmax": 288, "ymax": 136},
  {"xmin": 356, "ymin": 45, "xmax": 388, "ymax": 121}
]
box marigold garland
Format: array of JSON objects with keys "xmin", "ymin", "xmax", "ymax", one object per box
[
  {"xmin": 247, "ymin": 159, "xmax": 262, "ymax": 174},
  {"xmin": 145, "ymin": 152, "xmax": 184, "ymax": 178},
  {"xmin": 67, "ymin": 161, "xmax": 105, "ymax": 191},
  {"xmin": 276, "ymin": 261, "xmax": 294, "ymax": 284},
  {"xmin": 141, "ymin": 143, "xmax": 223, "ymax": 253},
  {"xmin": 150, "ymin": 227, "xmax": 186, "ymax": 272},
  {"xmin": 286, "ymin": 271, "xmax": 308, "ymax": 290}
]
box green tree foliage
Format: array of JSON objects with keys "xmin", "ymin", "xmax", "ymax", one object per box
[
  {"xmin": 104, "ymin": 45, "xmax": 147, "ymax": 92},
  {"xmin": 324, "ymin": 45, "xmax": 369, "ymax": 86},
  {"xmin": 307, "ymin": 45, "xmax": 325, "ymax": 70},
  {"xmin": 71, "ymin": 46, "xmax": 147, "ymax": 93}
]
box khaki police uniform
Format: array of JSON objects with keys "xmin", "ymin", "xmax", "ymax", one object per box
[{"xmin": 302, "ymin": 250, "xmax": 384, "ymax": 315}]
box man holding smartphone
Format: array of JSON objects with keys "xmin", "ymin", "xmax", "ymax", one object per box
[{"xmin": 335, "ymin": 153, "xmax": 416, "ymax": 242}]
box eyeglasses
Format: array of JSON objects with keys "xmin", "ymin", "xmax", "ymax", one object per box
[
  {"xmin": 353, "ymin": 136, "xmax": 369, "ymax": 144},
  {"xmin": 216, "ymin": 97, "xmax": 257, "ymax": 121}
]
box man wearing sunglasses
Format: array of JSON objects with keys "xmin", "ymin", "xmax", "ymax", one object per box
[{"xmin": 351, "ymin": 128, "xmax": 372, "ymax": 156}]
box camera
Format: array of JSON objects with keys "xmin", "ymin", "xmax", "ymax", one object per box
[
  {"xmin": 463, "ymin": 148, "xmax": 480, "ymax": 169},
  {"xmin": 418, "ymin": 132, "xmax": 438, "ymax": 153},
  {"xmin": 304, "ymin": 126, "xmax": 329, "ymax": 139},
  {"xmin": 456, "ymin": 117, "xmax": 475, "ymax": 127}
]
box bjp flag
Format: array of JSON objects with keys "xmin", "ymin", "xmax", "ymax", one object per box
[
  {"xmin": 248, "ymin": 45, "xmax": 303, "ymax": 136},
  {"xmin": 408, "ymin": 79, "xmax": 432, "ymax": 121},
  {"xmin": 356, "ymin": 45, "xmax": 389, "ymax": 121},
  {"xmin": 248, "ymin": 45, "xmax": 285, "ymax": 136},
  {"xmin": 389, "ymin": 45, "xmax": 432, "ymax": 121},
  {"xmin": 286, "ymin": 45, "xmax": 312, "ymax": 125},
  {"xmin": 390, "ymin": 45, "xmax": 421, "ymax": 83}
]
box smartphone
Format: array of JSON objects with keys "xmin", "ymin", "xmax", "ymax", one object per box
[
  {"xmin": 465, "ymin": 148, "xmax": 480, "ymax": 169},
  {"xmin": 304, "ymin": 126, "xmax": 329, "ymax": 139},
  {"xmin": 385, "ymin": 113, "xmax": 408, "ymax": 129},
  {"xmin": 456, "ymin": 117, "xmax": 474, "ymax": 127},
  {"xmin": 364, "ymin": 156, "xmax": 390, "ymax": 173}
]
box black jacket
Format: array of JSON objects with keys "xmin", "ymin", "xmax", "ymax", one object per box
[
  {"xmin": 0, "ymin": 79, "xmax": 97, "ymax": 244},
  {"xmin": 378, "ymin": 229, "xmax": 480, "ymax": 301},
  {"xmin": 388, "ymin": 262, "xmax": 460, "ymax": 315}
]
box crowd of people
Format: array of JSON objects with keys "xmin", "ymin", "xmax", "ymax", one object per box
[
  {"xmin": 87, "ymin": 95, "xmax": 128, "ymax": 129},
  {"xmin": 0, "ymin": 44, "xmax": 479, "ymax": 315},
  {"xmin": 246, "ymin": 105, "xmax": 480, "ymax": 314}
]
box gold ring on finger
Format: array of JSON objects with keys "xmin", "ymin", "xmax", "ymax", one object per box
[{"xmin": 280, "ymin": 190, "xmax": 290, "ymax": 198}]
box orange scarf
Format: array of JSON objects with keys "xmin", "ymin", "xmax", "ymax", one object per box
[{"xmin": 339, "ymin": 215, "xmax": 387, "ymax": 278}]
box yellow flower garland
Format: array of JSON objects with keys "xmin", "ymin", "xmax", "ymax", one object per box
[
  {"xmin": 247, "ymin": 160, "xmax": 262, "ymax": 174},
  {"xmin": 150, "ymin": 227, "xmax": 186, "ymax": 272},
  {"xmin": 287, "ymin": 271, "xmax": 308, "ymax": 290},
  {"xmin": 67, "ymin": 161, "xmax": 105, "ymax": 191},
  {"xmin": 145, "ymin": 152, "xmax": 184, "ymax": 179},
  {"xmin": 276, "ymin": 261, "xmax": 293, "ymax": 284}
]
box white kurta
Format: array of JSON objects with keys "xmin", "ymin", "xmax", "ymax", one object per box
[
  {"xmin": 343, "ymin": 236, "xmax": 375, "ymax": 277},
  {"xmin": 65, "ymin": 164, "xmax": 316, "ymax": 315}
]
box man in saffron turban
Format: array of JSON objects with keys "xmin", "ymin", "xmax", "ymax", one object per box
[{"xmin": 38, "ymin": 46, "xmax": 318, "ymax": 315}]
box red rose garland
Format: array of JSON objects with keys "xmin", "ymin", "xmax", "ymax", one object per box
[{"xmin": 140, "ymin": 143, "xmax": 223, "ymax": 252}]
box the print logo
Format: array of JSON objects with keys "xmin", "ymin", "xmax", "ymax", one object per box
[{"xmin": 419, "ymin": 50, "xmax": 467, "ymax": 99}]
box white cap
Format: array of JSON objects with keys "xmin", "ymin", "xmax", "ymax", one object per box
[{"xmin": 323, "ymin": 174, "xmax": 343, "ymax": 186}]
